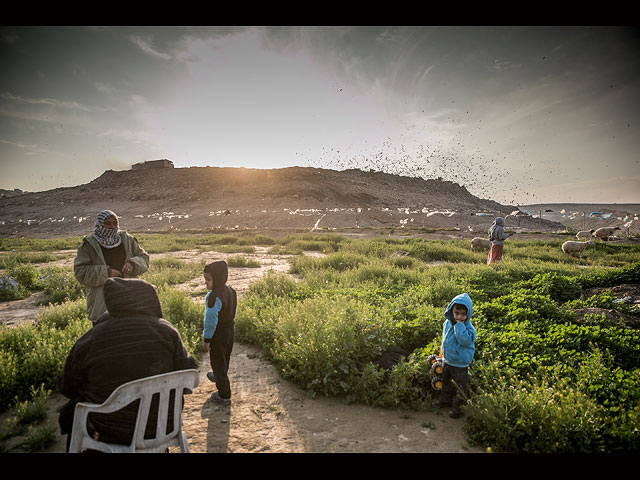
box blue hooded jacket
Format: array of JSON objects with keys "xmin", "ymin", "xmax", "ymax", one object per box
[
  {"xmin": 441, "ymin": 293, "xmax": 476, "ymax": 367},
  {"xmin": 202, "ymin": 261, "xmax": 237, "ymax": 343}
]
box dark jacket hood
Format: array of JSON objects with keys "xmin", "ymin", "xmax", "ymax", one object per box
[
  {"xmin": 103, "ymin": 277, "xmax": 162, "ymax": 318},
  {"xmin": 204, "ymin": 260, "xmax": 228, "ymax": 288}
]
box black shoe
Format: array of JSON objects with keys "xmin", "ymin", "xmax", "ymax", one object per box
[
  {"xmin": 448, "ymin": 407, "xmax": 463, "ymax": 418},
  {"xmin": 207, "ymin": 371, "xmax": 216, "ymax": 383},
  {"xmin": 210, "ymin": 392, "xmax": 231, "ymax": 405},
  {"xmin": 431, "ymin": 400, "xmax": 452, "ymax": 408}
]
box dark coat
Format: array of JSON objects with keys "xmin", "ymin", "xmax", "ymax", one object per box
[{"xmin": 58, "ymin": 277, "xmax": 197, "ymax": 446}]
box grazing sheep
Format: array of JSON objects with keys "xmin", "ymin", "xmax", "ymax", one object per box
[
  {"xmin": 562, "ymin": 240, "xmax": 594, "ymax": 257},
  {"xmin": 576, "ymin": 229, "xmax": 594, "ymax": 239},
  {"xmin": 471, "ymin": 237, "xmax": 491, "ymax": 251},
  {"xmin": 593, "ymin": 226, "xmax": 620, "ymax": 241}
]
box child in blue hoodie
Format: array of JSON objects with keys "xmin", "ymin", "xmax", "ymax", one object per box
[
  {"xmin": 203, "ymin": 260, "xmax": 237, "ymax": 405},
  {"xmin": 432, "ymin": 292, "xmax": 476, "ymax": 418}
]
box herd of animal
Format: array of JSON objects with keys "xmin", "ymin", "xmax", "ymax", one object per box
[{"xmin": 470, "ymin": 226, "xmax": 622, "ymax": 258}]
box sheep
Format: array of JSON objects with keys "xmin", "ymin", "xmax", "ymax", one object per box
[
  {"xmin": 562, "ymin": 240, "xmax": 594, "ymax": 257},
  {"xmin": 592, "ymin": 226, "xmax": 620, "ymax": 241},
  {"xmin": 471, "ymin": 237, "xmax": 491, "ymax": 251},
  {"xmin": 576, "ymin": 229, "xmax": 594, "ymax": 240}
]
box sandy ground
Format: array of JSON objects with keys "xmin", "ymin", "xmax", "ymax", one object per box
[
  {"xmin": 2, "ymin": 246, "xmax": 482, "ymax": 453},
  {"xmin": 38, "ymin": 344, "xmax": 478, "ymax": 454},
  {"xmin": 174, "ymin": 342, "xmax": 478, "ymax": 453}
]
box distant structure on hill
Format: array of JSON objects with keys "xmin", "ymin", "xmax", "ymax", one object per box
[
  {"xmin": 0, "ymin": 188, "xmax": 25, "ymax": 198},
  {"xmin": 131, "ymin": 159, "xmax": 174, "ymax": 170}
]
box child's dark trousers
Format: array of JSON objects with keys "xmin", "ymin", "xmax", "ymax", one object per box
[
  {"xmin": 209, "ymin": 323, "xmax": 235, "ymax": 399},
  {"xmin": 440, "ymin": 363, "xmax": 469, "ymax": 408}
]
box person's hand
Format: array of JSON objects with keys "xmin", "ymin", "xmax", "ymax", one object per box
[
  {"xmin": 203, "ymin": 342, "xmax": 210, "ymax": 352},
  {"xmin": 108, "ymin": 267, "xmax": 121, "ymax": 277},
  {"xmin": 122, "ymin": 262, "xmax": 134, "ymax": 275}
]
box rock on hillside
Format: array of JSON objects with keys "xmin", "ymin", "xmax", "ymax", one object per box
[{"xmin": 0, "ymin": 166, "xmax": 564, "ymax": 237}]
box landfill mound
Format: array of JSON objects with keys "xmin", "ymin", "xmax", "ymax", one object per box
[{"xmin": 1, "ymin": 165, "xmax": 567, "ymax": 237}]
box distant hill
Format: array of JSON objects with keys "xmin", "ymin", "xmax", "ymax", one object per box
[{"xmin": 1, "ymin": 166, "xmax": 569, "ymax": 237}]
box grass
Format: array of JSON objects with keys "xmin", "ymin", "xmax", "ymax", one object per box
[
  {"xmin": 1, "ymin": 232, "xmax": 639, "ymax": 452},
  {"xmin": 226, "ymin": 255, "xmax": 261, "ymax": 268},
  {"xmin": 141, "ymin": 256, "xmax": 206, "ymax": 287},
  {"xmin": 0, "ymin": 384, "xmax": 56, "ymax": 453}
]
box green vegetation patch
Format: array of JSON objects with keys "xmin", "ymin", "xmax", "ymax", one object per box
[{"xmin": 2, "ymin": 233, "xmax": 639, "ymax": 452}]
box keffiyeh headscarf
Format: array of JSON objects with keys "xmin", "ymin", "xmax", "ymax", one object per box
[{"xmin": 94, "ymin": 210, "xmax": 122, "ymax": 248}]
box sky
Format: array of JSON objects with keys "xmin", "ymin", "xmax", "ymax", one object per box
[{"xmin": 1, "ymin": 25, "xmax": 639, "ymax": 205}]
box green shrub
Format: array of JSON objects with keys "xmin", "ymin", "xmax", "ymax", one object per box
[
  {"xmin": 0, "ymin": 384, "xmax": 56, "ymax": 453},
  {"xmin": 226, "ymin": 255, "xmax": 261, "ymax": 268},
  {"xmin": 405, "ymin": 239, "xmax": 477, "ymax": 263},
  {"xmin": 35, "ymin": 298, "xmax": 87, "ymax": 329},
  {"xmin": 257, "ymin": 296, "xmax": 375, "ymax": 392},
  {"xmin": 212, "ymin": 245, "xmax": 256, "ymax": 254},
  {"xmin": 0, "ymin": 304, "xmax": 90, "ymax": 411},
  {"xmin": 0, "ymin": 263, "xmax": 39, "ymax": 300},
  {"xmin": 0, "ymin": 275, "xmax": 22, "ymax": 301},
  {"xmin": 142, "ymin": 257, "xmax": 205, "ymax": 287},
  {"xmin": 0, "ymin": 236, "xmax": 82, "ymax": 252},
  {"xmin": 21, "ymin": 422, "xmax": 57, "ymax": 452},
  {"xmin": 464, "ymin": 362, "xmax": 607, "ymax": 453},
  {"xmin": 578, "ymin": 262, "xmax": 640, "ymax": 288},
  {"xmin": 290, "ymin": 251, "xmax": 368, "ymax": 275},
  {"xmin": 157, "ymin": 285, "xmax": 204, "ymax": 356},
  {"xmin": 12, "ymin": 384, "xmax": 50, "ymax": 426},
  {"xmin": 38, "ymin": 267, "xmax": 85, "ymax": 304},
  {"xmin": 521, "ymin": 271, "xmax": 583, "ymax": 303},
  {"xmin": 0, "ymin": 251, "xmax": 61, "ymax": 268},
  {"xmin": 244, "ymin": 271, "xmax": 303, "ymax": 300}
]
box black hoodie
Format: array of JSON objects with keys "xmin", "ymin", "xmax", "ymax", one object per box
[
  {"xmin": 204, "ymin": 260, "xmax": 237, "ymax": 331},
  {"xmin": 58, "ymin": 278, "xmax": 197, "ymax": 445}
]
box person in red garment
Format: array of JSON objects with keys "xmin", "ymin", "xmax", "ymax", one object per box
[{"xmin": 487, "ymin": 217, "xmax": 512, "ymax": 264}]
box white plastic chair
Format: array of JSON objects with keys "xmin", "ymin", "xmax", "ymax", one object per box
[{"xmin": 68, "ymin": 369, "xmax": 199, "ymax": 453}]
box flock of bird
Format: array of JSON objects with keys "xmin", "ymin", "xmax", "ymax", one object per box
[{"xmin": 298, "ymin": 128, "xmax": 549, "ymax": 207}]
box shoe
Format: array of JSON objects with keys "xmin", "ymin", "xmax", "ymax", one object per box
[
  {"xmin": 431, "ymin": 399, "xmax": 452, "ymax": 409},
  {"xmin": 207, "ymin": 371, "xmax": 216, "ymax": 383},
  {"xmin": 448, "ymin": 407, "xmax": 463, "ymax": 418},
  {"xmin": 210, "ymin": 392, "xmax": 231, "ymax": 405}
]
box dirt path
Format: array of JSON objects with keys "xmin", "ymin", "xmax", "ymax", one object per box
[
  {"xmin": 177, "ymin": 342, "xmax": 479, "ymax": 453},
  {"xmin": 41, "ymin": 342, "xmax": 479, "ymax": 453},
  {"xmin": 2, "ymin": 247, "xmax": 481, "ymax": 453}
]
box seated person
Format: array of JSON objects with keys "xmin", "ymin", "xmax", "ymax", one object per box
[{"xmin": 58, "ymin": 277, "xmax": 197, "ymax": 451}]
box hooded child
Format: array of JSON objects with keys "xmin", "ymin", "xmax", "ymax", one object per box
[
  {"xmin": 74, "ymin": 210, "xmax": 150, "ymax": 323},
  {"xmin": 487, "ymin": 216, "xmax": 511, "ymax": 265},
  {"xmin": 203, "ymin": 260, "xmax": 237, "ymax": 405},
  {"xmin": 432, "ymin": 292, "xmax": 476, "ymax": 418}
]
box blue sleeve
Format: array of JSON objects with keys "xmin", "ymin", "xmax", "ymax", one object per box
[
  {"xmin": 203, "ymin": 295, "xmax": 222, "ymax": 340},
  {"xmin": 453, "ymin": 321, "xmax": 476, "ymax": 347}
]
